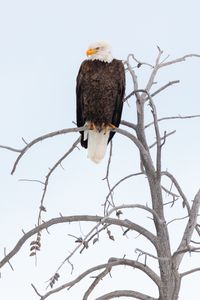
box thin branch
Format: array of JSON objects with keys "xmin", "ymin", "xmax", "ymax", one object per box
[
  {"xmin": 0, "ymin": 145, "xmax": 21, "ymax": 153},
  {"xmin": 147, "ymin": 80, "xmax": 180, "ymax": 99},
  {"xmin": 149, "ymin": 130, "xmax": 176, "ymax": 149},
  {"xmin": 4, "ymin": 248, "xmax": 14, "ymax": 271},
  {"xmin": 104, "ymin": 204, "xmax": 163, "ymax": 225},
  {"xmin": 180, "ymin": 267, "xmax": 200, "ymax": 278},
  {"xmin": 174, "ymin": 189, "xmax": 200, "ymax": 267},
  {"xmin": 120, "ymin": 120, "xmax": 137, "ymax": 130},
  {"xmin": 146, "ymin": 91, "xmax": 162, "ymax": 178},
  {"xmin": 80, "ymin": 224, "xmax": 109, "ymax": 254},
  {"xmin": 0, "ymin": 126, "xmax": 85, "ymax": 175},
  {"xmin": 37, "ymin": 137, "xmax": 80, "ymax": 226},
  {"xmin": 19, "ymin": 179, "xmax": 45, "ymax": 185},
  {"xmin": 159, "ymin": 54, "xmax": 200, "ymax": 68},
  {"xmin": 103, "ymin": 141, "xmax": 115, "ymax": 215},
  {"xmin": 135, "ymin": 248, "xmax": 170, "ymax": 262},
  {"xmin": 125, "ymin": 55, "xmax": 141, "ymax": 103},
  {"xmin": 126, "ymin": 53, "xmax": 154, "ymax": 69},
  {"xmin": 114, "ymin": 128, "xmax": 153, "ymax": 173},
  {"xmin": 144, "ymin": 47, "xmax": 163, "ymax": 94},
  {"xmin": 83, "ymin": 267, "xmax": 111, "ymax": 300},
  {"xmin": 95, "ymin": 290, "xmax": 158, "ymax": 300},
  {"xmin": 145, "ymin": 114, "xmax": 200, "ymax": 129},
  {"xmin": 106, "ymin": 172, "xmax": 144, "ymax": 202},
  {"xmin": 161, "ymin": 171, "xmax": 190, "ymax": 212},
  {"xmin": 161, "ymin": 185, "xmax": 179, "ymax": 199},
  {"xmin": 166, "ymin": 215, "xmax": 189, "ymax": 226},
  {"xmin": 123, "ymin": 80, "xmax": 180, "ymax": 106},
  {"xmin": 31, "ymin": 284, "xmax": 42, "ymax": 297},
  {"xmin": 123, "ymin": 89, "xmax": 149, "ymax": 103}
]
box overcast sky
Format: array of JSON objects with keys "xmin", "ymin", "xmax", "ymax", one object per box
[{"xmin": 0, "ymin": 0, "xmax": 200, "ymax": 299}]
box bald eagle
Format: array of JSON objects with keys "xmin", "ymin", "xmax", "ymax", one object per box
[{"xmin": 76, "ymin": 41, "xmax": 125, "ymax": 163}]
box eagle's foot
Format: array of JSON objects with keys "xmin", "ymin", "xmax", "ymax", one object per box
[
  {"xmin": 87, "ymin": 122, "xmax": 97, "ymax": 131},
  {"xmin": 104, "ymin": 123, "xmax": 116, "ymax": 134}
]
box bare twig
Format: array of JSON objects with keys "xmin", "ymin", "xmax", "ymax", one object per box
[
  {"xmin": 149, "ymin": 130, "xmax": 176, "ymax": 149},
  {"xmin": 146, "ymin": 91, "xmax": 162, "ymax": 178},
  {"xmin": 135, "ymin": 248, "xmax": 170, "ymax": 262},
  {"xmin": 19, "ymin": 179, "xmax": 45, "ymax": 185},
  {"xmin": 146, "ymin": 80, "xmax": 180, "ymax": 99},
  {"xmin": 174, "ymin": 189, "xmax": 200, "ymax": 267},
  {"xmin": 123, "ymin": 80, "xmax": 180, "ymax": 105},
  {"xmin": 145, "ymin": 114, "xmax": 200, "ymax": 129},
  {"xmin": 166, "ymin": 215, "xmax": 189, "ymax": 226},
  {"xmin": 80, "ymin": 225, "xmax": 110, "ymax": 254},
  {"xmin": 161, "ymin": 171, "xmax": 190, "ymax": 212},
  {"xmin": 125, "ymin": 53, "xmax": 154, "ymax": 69},
  {"xmin": 106, "ymin": 172, "xmax": 144, "ymax": 201},
  {"xmin": 31, "ymin": 284, "xmax": 43, "ymax": 297},
  {"xmin": 0, "ymin": 145, "xmax": 21, "ymax": 152},
  {"xmin": 0, "ymin": 126, "xmax": 85, "ymax": 175},
  {"xmin": 144, "ymin": 47, "xmax": 163, "ymax": 94},
  {"xmin": 4, "ymin": 248, "xmax": 14, "ymax": 271},
  {"xmin": 103, "ymin": 141, "xmax": 115, "ymax": 215},
  {"xmin": 37, "ymin": 137, "xmax": 80, "ymax": 226},
  {"xmin": 83, "ymin": 267, "xmax": 112, "ymax": 300},
  {"xmin": 161, "ymin": 185, "xmax": 179, "ymax": 199},
  {"xmin": 159, "ymin": 54, "xmax": 200, "ymax": 68}
]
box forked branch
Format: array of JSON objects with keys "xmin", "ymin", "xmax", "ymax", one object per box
[{"xmin": 34, "ymin": 258, "xmax": 160, "ymax": 300}]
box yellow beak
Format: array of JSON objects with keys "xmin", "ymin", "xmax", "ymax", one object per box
[{"xmin": 86, "ymin": 48, "xmax": 97, "ymax": 56}]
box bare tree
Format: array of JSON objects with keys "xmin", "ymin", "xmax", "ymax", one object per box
[{"xmin": 0, "ymin": 48, "xmax": 200, "ymax": 300}]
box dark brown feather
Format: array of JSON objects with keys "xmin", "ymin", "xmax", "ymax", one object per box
[{"xmin": 76, "ymin": 59, "xmax": 125, "ymax": 148}]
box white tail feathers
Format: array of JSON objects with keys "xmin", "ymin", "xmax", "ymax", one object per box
[{"xmin": 87, "ymin": 130, "xmax": 109, "ymax": 163}]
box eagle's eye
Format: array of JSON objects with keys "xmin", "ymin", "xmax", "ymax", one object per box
[{"xmin": 95, "ymin": 47, "xmax": 100, "ymax": 50}]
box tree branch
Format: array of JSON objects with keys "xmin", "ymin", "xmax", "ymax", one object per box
[
  {"xmin": 95, "ymin": 290, "xmax": 158, "ymax": 300},
  {"xmin": 145, "ymin": 114, "xmax": 200, "ymax": 129},
  {"xmin": 161, "ymin": 171, "xmax": 190, "ymax": 212},
  {"xmin": 120, "ymin": 120, "xmax": 137, "ymax": 130},
  {"xmin": 37, "ymin": 137, "xmax": 80, "ymax": 225},
  {"xmin": 146, "ymin": 80, "xmax": 180, "ymax": 100},
  {"xmin": 35, "ymin": 258, "xmax": 160, "ymax": 300},
  {"xmin": 83, "ymin": 267, "xmax": 111, "ymax": 300},
  {"xmin": 106, "ymin": 172, "xmax": 144, "ymax": 201},
  {"xmin": 149, "ymin": 130, "xmax": 176, "ymax": 149},
  {"xmin": 174, "ymin": 189, "xmax": 200, "ymax": 267},
  {"xmin": 0, "ymin": 126, "xmax": 85, "ymax": 175},
  {"xmin": 180, "ymin": 267, "xmax": 200, "ymax": 278},
  {"xmin": 125, "ymin": 55, "xmax": 141, "ymax": 102},
  {"xmin": 144, "ymin": 47, "xmax": 163, "ymax": 94},
  {"xmin": 159, "ymin": 54, "xmax": 200, "ymax": 68},
  {"xmin": 0, "ymin": 215, "xmax": 157, "ymax": 270}
]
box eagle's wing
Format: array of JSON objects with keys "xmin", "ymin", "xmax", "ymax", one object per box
[
  {"xmin": 76, "ymin": 61, "xmax": 88, "ymax": 148},
  {"xmin": 108, "ymin": 61, "xmax": 125, "ymax": 143}
]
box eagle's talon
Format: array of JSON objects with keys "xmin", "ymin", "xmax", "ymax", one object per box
[
  {"xmin": 104, "ymin": 123, "xmax": 116, "ymax": 134},
  {"xmin": 87, "ymin": 122, "xmax": 96, "ymax": 131}
]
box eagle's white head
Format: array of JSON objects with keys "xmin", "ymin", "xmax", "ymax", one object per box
[{"xmin": 86, "ymin": 41, "xmax": 113, "ymax": 63}]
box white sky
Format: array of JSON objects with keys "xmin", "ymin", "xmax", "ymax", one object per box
[{"xmin": 0, "ymin": 0, "xmax": 200, "ymax": 299}]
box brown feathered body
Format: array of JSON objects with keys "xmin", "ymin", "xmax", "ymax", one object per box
[{"xmin": 76, "ymin": 59, "xmax": 125, "ymax": 162}]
